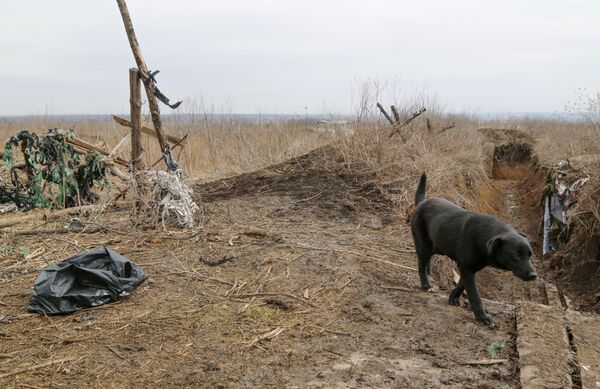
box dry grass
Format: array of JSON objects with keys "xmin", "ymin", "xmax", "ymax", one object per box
[
  {"xmin": 3, "ymin": 103, "xmax": 600, "ymax": 217},
  {"xmin": 335, "ymin": 112, "xmax": 487, "ymax": 213},
  {"xmin": 479, "ymin": 116, "xmax": 600, "ymax": 165},
  {"xmin": 0, "ymin": 115, "xmax": 332, "ymax": 182}
]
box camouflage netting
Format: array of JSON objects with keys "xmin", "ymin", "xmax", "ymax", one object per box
[{"xmin": 0, "ymin": 129, "xmax": 110, "ymax": 210}]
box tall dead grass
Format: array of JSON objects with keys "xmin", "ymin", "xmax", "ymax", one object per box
[
  {"xmin": 0, "ymin": 115, "xmax": 331, "ymax": 182},
  {"xmin": 337, "ymin": 81, "xmax": 488, "ymax": 212}
]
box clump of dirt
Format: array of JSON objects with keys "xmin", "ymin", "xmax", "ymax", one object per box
[{"xmin": 195, "ymin": 146, "xmax": 397, "ymax": 222}]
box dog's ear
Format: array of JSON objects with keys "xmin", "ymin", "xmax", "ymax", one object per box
[{"xmin": 487, "ymin": 236, "xmax": 504, "ymax": 256}]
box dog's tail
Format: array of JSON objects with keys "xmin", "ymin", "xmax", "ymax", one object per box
[{"xmin": 415, "ymin": 173, "xmax": 427, "ymax": 205}]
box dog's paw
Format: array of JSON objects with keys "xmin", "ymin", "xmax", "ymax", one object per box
[
  {"xmin": 420, "ymin": 285, "xmax": 434, "ymax": 293},
  {"xmin": 448, "ymin": 296, "xmax": 461, "ymax": 306},
  {"xmin": 475, "ymin": 315, "xmax": 492, "ymax": 326}
]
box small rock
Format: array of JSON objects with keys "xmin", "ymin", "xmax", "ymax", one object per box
[{"xmin": 205, "ymin": 361, "xmax": 220, "ymax": 372}]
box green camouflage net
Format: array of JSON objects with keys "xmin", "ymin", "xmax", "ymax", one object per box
[{"xmin": 1, "ymin": 128, "xmax": 111, "ymax": 210}]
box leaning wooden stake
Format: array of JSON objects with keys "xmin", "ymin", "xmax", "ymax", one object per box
[
  {"xmin": 376, "ymin": 103, "xmax": 394, "ymax": 125},
  {"xmin": 129, "ymin": 68, "xmax": 144, "ymax": 171},
  {"xmin": 116, "ymin": 0, "xmax": 177, "ymax": 171},
  {"xmin": 390, "ymin": 105, "xmax": 401, "ymax": 123},
  {"xmin": 389, "ymin": 107, "xmax": 427, "ymax": 138},
  {"xmin": 112, "ymin": 115, "xmax": 183, "ymax": 145}
]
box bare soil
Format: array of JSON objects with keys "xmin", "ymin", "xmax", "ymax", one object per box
[{"xmin": 1, "ymin": 137, "xmax": 598, "ymax": 388}]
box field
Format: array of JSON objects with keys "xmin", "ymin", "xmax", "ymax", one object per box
[{"xmin": 1, "ymin": 111, "xmax": 600, "ymax": 388}]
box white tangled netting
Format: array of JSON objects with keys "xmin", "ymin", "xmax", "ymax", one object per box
[{"xmin": 132, "ymin": 170, "xmax": 202, "ymax": 230}]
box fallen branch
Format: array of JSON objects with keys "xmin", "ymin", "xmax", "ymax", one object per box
[
  {"xmin": 461, "ymin": 359, "xmax": 508, "ymax": 365},
  {"xmin": 201, "ymin": 254, "xmax": 234, "ymax": 267},
  {"xmin": 245, "ymin": 327, "xmax": 284, "ymax": 348},
  {"xmin": 380, "ymin": 285, "xmax": 413, "ymax": 292},
  {"xmin": 107, "ymin": 345, "xmax": 126, "ymax": 360},
  {"xmin": 235, "ymin": 292, "xmax": 317, "ymax": 307},
  {"xmin": 12, "ymin": 225, "xmax": 104, "ymax": 236},
  {"xmin": 0, "ymin": 202, "xmax": 128, "ymax": 229}
]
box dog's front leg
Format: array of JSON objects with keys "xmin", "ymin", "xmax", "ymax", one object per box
[
  {"xmin": 448, "ymin": 279, "xmax": 464, "ymax": 306},
  {"xmin": 461, "ymin": 270, "xmax": 491, "ymax": 325}
]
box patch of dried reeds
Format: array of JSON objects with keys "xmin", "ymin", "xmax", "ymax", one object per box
[{"xmin": 335, "ymin": 115, "xmax": 487, "ymax": 212}]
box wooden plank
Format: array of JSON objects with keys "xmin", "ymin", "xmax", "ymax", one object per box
[
  {"xmin": 516, "ymin": 301, "xmax": 572, "ymax": 388},
  {"xmin": 568, "ymin": 310, "xmax": 600, "ymax": 389},
  {"xmin": 112, "ymin": 115, "xmax": 182, "ymax": 145},
  {"xmin": 68, "ymin": 138, "xmax": 129, "ymax": 167},
  {"xmin": 67, "ymin": 138, "xmax": 129, "ymax": 167}
]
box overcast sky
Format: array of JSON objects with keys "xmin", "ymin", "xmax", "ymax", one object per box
[{"xmin": 1, "ymin": 0, "xmax": 599, "ymax": 115}]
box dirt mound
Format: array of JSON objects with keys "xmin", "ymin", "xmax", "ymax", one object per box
[{"xmin": 195, "ymin": 146, "xmax": 397, "ymax": 221}]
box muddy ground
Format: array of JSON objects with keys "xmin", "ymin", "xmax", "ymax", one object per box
[{"xmin": 1, "ymin": 134, "xmax": 599, "ymax": 388}]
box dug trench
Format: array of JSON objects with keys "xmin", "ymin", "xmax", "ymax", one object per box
[{"xmin": 474, "ymin": 133, "xmax": 600, "ymax": 389}]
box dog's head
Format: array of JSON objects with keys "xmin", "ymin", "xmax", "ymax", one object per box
[{"xmin": 487, "ymin": 232, "xmax": 537, "ymax": 281}]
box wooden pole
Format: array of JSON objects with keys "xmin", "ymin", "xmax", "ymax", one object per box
[
  {"xmin": 116, "ymin": 0, "xmax": 177, "ymax": 171},
  {"xmin": 390, "ymin": 105, "xmax": 401, "ymax": 123},
  {"xmin": 376, "ymin": 103, "xmax": 394, "ymax": 125},
  {"xmin": 129, "ymin": 68, "xmax": 144, "ymax": 171}
]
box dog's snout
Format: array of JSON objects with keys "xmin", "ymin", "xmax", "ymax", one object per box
[{"xmin": 523, "ymin": 271, "xmax": 538, "ymax": 281}]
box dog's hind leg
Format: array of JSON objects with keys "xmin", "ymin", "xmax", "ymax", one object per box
[
  {"xmin": 411, "ymin": 215, "xmax": 434, "ymax": 292},
  {"xmin": 461, "ymin": 270, "xmax": 491, "ymax": 325},
  {"xmin": 448, "ymin": 279, "xmax": 464, "ymax": 306},
  {"xmin": 416, "ymin": 245, "xmax": 434, "ymax": 292}
]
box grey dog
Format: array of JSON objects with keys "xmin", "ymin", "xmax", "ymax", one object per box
[{"xmin": 410, "ymin": 173, "xmax": 538, "ymax": 325}]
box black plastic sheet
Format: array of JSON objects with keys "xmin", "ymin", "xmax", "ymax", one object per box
[{"xmin": 27, "ymin": 246, "xmax": 147, "ymax": 314}]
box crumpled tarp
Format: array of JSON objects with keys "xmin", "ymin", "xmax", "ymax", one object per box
[{"xmin": 27, "ymin": 246, "xmax": 147, "ymax": 315}]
